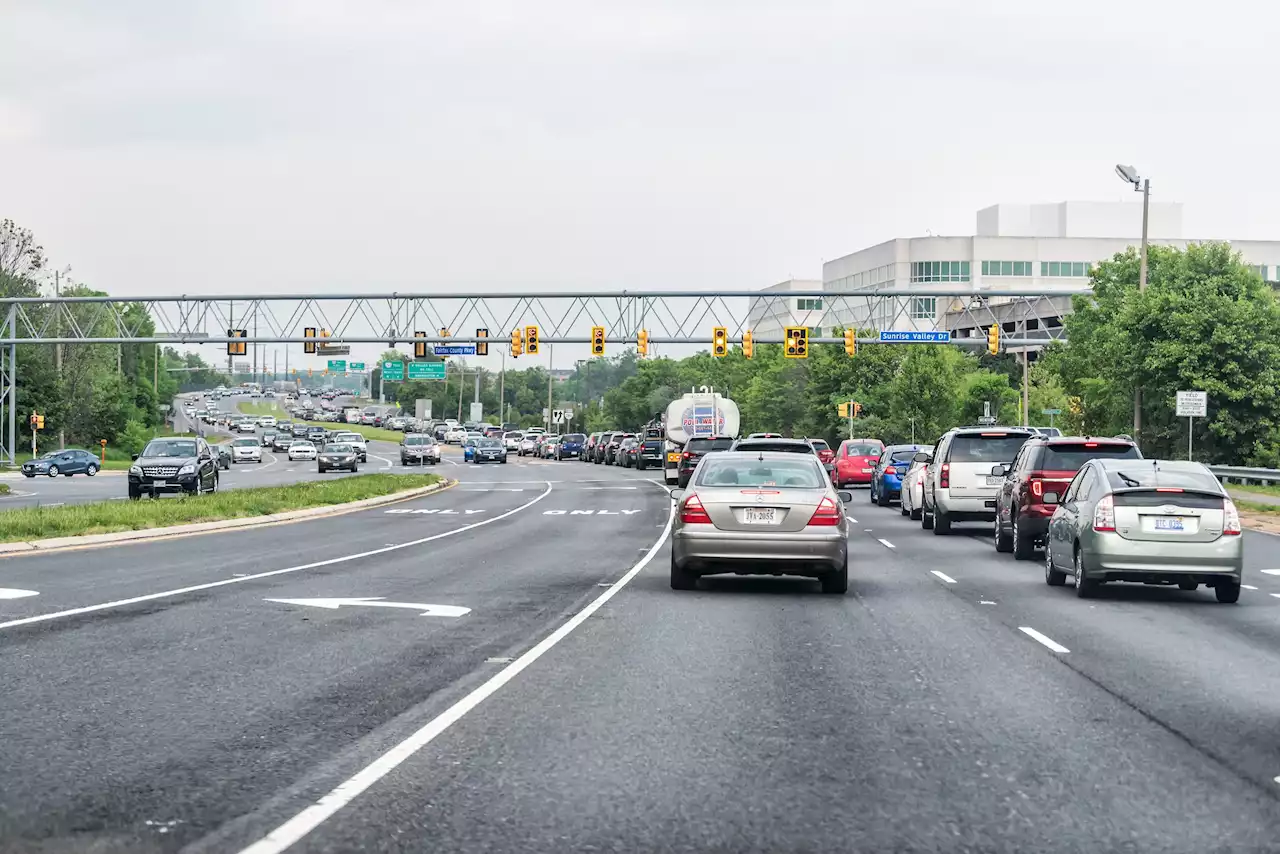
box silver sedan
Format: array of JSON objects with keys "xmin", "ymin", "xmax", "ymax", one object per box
[{"xmin": 669, "ymin": 451, "xmax": 852, "ymax": 594}]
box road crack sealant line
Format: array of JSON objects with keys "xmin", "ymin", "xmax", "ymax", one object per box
[
  {"xmin": 0, "ymin": 482, "xmax": 553, "ymax": 631},
  {"xmin": 234, "ymin": 500, "xmax": 677, "ymax": 854}
]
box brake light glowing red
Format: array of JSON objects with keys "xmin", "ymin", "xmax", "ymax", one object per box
[
  {"xmin": 1155, "ymin": 487, "xmax": 1184, "ymax": 493},
  {"xmin": 1084, "ymin": 442, "xmax": 1098, "ymax": 447},
  {"xmin": 940, "ymin": 463, "xmax": 950, "ymax": 489},
  {"xmin": 682, "ymin": 451, "xmax": 692, "ymax": 460},
  {"xmin": 679, "ymin": 495, "xmax": 712, "ymax": 524},
  {"xmin": 1030, "ymin": 479, "xmax": 1043, "ymax": 498},
  {"xmin": 806, "ymin": 496, "xmax": 841, "ymax": 526}
]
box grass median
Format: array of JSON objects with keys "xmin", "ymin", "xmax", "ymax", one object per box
[{"xmin": 0, "ymin": 472, "xmax": 443, "ymax": 544}]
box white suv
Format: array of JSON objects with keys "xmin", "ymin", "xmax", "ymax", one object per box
[{"xmin": 921, "ymin": 426, "xmax": 1033, "ymax": 534}]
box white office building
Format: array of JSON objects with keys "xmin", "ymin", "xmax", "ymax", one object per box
[
  {"xmin": 782, "ymin": 201, "xmax": 1280, "ymax": 342},
  {"xmin": 746, "ymin": 279, "xmax": 827, "ymax": 340}
]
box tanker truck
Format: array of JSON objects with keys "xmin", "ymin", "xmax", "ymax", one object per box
[{"xmin": 661, "ymin": 388, "xmax": 741, "ymax": 485}]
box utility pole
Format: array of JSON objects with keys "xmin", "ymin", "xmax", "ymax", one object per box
[
  {"xmin": 227, "ymin": 299, "xmax": 235, "ymax": 378},
  {"xmin": 1134, "ymin": 176, "xmax": 1150, "ymax": 440},
  {"xmin": 252, "ymin": 311, "xmax": 258, "ymax": 387},
  {"xmin": 1022, "ymin": 348, "xmax": 1030, "ymax": 427},
  {"xmin": 457, "ymin": 367, "xmax": 465, "ymax": 421},
  {"xmin": 498, "ymin": 351, "xmax": 506, "ymax": 427},
  {"xmin": 54, "ymin": 271, "xmax": 64, "ymax": 449},
  {"xmin": 546, "ymin": 343, "xmax": 554, "ymax": 430}
]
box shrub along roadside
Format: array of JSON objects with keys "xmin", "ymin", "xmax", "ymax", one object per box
[{"xmin": 0, "ymin": 472, "xmax": 443, "ymax": 543}]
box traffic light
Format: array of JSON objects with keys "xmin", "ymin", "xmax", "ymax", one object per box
[
  {"xmin": 838, "ymin": 402, "xmax": 849, "ymax": 418},
  {"xmin": 304, "ymin": 326, "xmax": 317, "ymax": 354},
  {"xmin": 784, "ymin": 326, "xmax": 808, "ymax": 358},
  {"xmin": 308, "ymin": 368, "xmax": 313, "ymax": 377},
  {"xmin": 844, "ymin": 328, "xmax": 857, "ymax": 357},
  {"xmin": 712, "ymin": 327, "xmax": 727, "ymax": 357},
  {"xmin": 29, "ymin": 413, "xmax": 44, "ymax": 430},
  {"xmin": 987, "ymin": 323, "xmax": 1000, "ymax": 356},
  {"xmin": 439, "ymin": 327, "xmax": 450, "ymax": 338},
  {"xmin": 414, "ymin": 330, "xmax": 427, "ymax": 359},
  {"xmin": 226, "ymin": 328, "xmax": 246, "ymax": 356},
  {"xmin": 524, "ymin": 325, "xmax": 540, "ymax": 355},
  {"xmin": 637, "ymin": 329, "xmax": 649, "ymax": 357},
  {"xmin": 510, "ymin": 327, "xmax": 524, "ymax": 356},
  {"xmin": 591, "ymin": 325, "xmax": 605, "ymax": 356},
  {"xmin": 742, "ymin": 329, "xmax": 753, "ymax": 359},
  {"xmin": 476, "ymin": 328, "xmax": 489, "ymax": 356},
  {"xmin": 854, "ymin": 402, "xmax": 862, "ymax": 418}
]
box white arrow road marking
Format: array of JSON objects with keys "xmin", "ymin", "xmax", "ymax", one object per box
[
  {"xmin": 0, "ymin": 588, "xmax": 39, "ymax": 599},
  {"xmin": 265, "ymin": 598, "xmax": 470, "ymax": 617}
]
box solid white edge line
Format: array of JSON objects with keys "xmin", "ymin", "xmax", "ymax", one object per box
[
  {"xmin": 1260, "ymin": 569, "xmax": 1280, "ymax": 575},
  {"xmin": 0, "ymin": 483, "xmax": 553, "ymax": 631},
  {"xmin": 1242, "ymin": 584, "xmax": 1258, "ymax": 590},
  {"xmin": 236, "ymin": 502, "xmax": 677, "ymax": 854},
  {"xmin": 877, "ymin": 538, "xmax": 895, "ymax": 549},
  {"xmin": 930, "ymin": 570, "xmax": 956, "ymax": 584},
  {"xmin": 1019, "ymin": 626, "xmax": 1071, "ymax": 654}
]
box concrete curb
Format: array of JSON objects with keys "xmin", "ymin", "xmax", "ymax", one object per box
[{"xmin": 0, "ymin": 479, "xmax": 453, "ymax": 555}]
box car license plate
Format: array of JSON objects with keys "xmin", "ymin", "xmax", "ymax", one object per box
[
  {"xmin": 986, "ymin": 476, "xmax": 1004, "ymax": 485},
  {"xmin": 862, "ymin": 467, "xmax": 874, "ymax": 473},
  {"xmin": 744, "ymin": 507, "xmax": 776, "ymax": 524},
  {"xmin": 1154, "ymin": 517, "xmax": 1185, "ymax": 531},
  {"xmin": 668, "ymin": 452, "xmax": 680, "ymax": 463}
]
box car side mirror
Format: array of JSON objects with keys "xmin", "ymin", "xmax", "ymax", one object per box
[
  {"xmin": 824, "ymin": 462, "xmax": 835, "ymax": 473},
  {"xmin": 838, "ymin": 490, "xmax": 853, "ymax": 503},
  {"xmin": 669, "ymin": 488, "xmax": 685, "ymax": 502},
  {"xmin": 913, "ymin": 452, "xmax": 931, "ymax": 463},
  {"xmin": 990, "ymin": 464, "xmax": 1006, "ymax": 477},
  {"xmin": 1042, "ymin": 491, "xmax": 1060, "ymax": 505},
  {"xmin": 131, "ymin": 454, "xmax": 139, "ymax": 461}
]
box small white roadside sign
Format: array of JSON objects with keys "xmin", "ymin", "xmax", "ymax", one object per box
[{"xmin": 1175, "ymin": 390, "xmax": 1207, "ymax": 417}]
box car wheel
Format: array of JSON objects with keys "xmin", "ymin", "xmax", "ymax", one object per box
[
  {"xmin": 209, "ymin": 474, "xmax": 219, "ymax": 494},
  {"xmin": 868, "ymin": 483, "xmax": 877, "ymax": 504},
  {"xmin": 821, "ymin": 556, "xmax": 849, "ymax": 595},
  {"xmin": 1178, "ymin": 580, "xmax": 1198, "ymax": 591},
  {"xmin": 1012, "ymin": 513, "xmax": 1034, "ymax": 560},
  {"xmin": 921, "ymin": 505, "xmax": 934, "ymax": 530},
  {"xmin": 1044, "ymin": 542, "xmax": 1067, "ymax": 586},
  {"xmin": 1074, "ymin": 548, "xmax": 1098, "ymax": 598},
  {"xmin": 932, "ymin": 508, "xmax": 951, "ymax": 535},
  {"xmin": 876, "ymin": 485, "xmax": 890, "ymax": 507},
  {"xmin": 47, "ymin": 465, "xmax": 59, "ymax": 477},
  {"xmin": 1215, "ymin": 581, "xmax": 1241, "ymax": 603},
  {"xmin": 994, "ymin": 513, "xmax": 1013, "ymax": 553},
  {"xmin": 351, "ymin": 464, "xmax": 358, "ymax": 472},
  {"xmin": 669, "ymin": 554, "xmax": 698, "ymax": 591},
  {"xmin": 87, "ymin": 465, "xmax": 98, "ymax": 477},
  {"xmin": 909, "ymin": 505, "xmax": 922, "ymax": 521},
  {"xmin": 128, "ymin": 488, "xmax": 142, "ymax": 501}
]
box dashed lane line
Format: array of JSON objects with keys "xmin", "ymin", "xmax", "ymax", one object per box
[
  {"xmin": 931, "ymin": 570, "xmax": 957, "ymax": 584},
  {"xmin": 1019, "ymin": 626, "xmax": 1070, "ymax": 654}
]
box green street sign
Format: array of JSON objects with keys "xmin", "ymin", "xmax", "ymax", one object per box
[
  {"xmin": 408, "ymin": 361, "xmax": 446, "ymax": 380},
  {"xmin": 1041, "ymin": 408, "xmax": 1062, "ymax": 415},
  {"xmin": 327, "ymin": 359, "xmax": 347, "ymax": 372},
  {"xmin": 381, "ymin": 360, "xmax": 405, "ymax": 381},
  {"xmin": 349, "ymin": 361, "xmax": 366, "ymax": 371}
]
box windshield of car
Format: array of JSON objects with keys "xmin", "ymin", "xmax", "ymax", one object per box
[
  {"xmin": 233, "ymin": 438, "xmax": 258, "ymax": 447},
  {"xmin": 1038, "ymin": 442, "xmax": 1141, "ymax": 471},
  {"xmin": 478, "ymin": 438, "xmax": 501, "ymax": 448},
  {"xmin": 842, "ymin": 442, "xmax": 882, "ymax": 457},
  {"xmin": 505, "ymin": 431, "xmax": 522, "ymax": 439},
  {"xmin": 292, "ymin": 440, "xmax": 313, "ymax": 448},
  {"xmin": 686, "ymin": 437, "xmax": 735, "ymax": 453},
  {"xmin": 142, "ymin": 439, "xmax": 197, "ymax": 458},
  {"xmin": 404, "ymin": 436, "xmax": 432, "ymax": 446},
  {"xmin": 697, "ymin": 458, "xmax": 827, "ymax": 488},
  {"xmin": 335, "ymin": 434, "xmax": 362, "ymax": 443},
  {"xmin": 323, "ymin": 444, "xmax": 352, "ymax": 454},
  {"xmin": 464, "ymin": 438, "xmax": 478, "ymax": 446},
  {"xmin": 948, "ymin": 433, "xmax": 1031, "ymax": 463}
]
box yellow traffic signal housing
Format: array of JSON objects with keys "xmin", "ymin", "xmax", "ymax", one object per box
[
  {"xmin": 227, "ymin": 328, "xmax": 247, "ymax": 356},
  {"xmin": 784, "ymin": 326, "xmax": 808, "ymax": 358},
  {"xmin": 854, "ymin": 402, "xmax": 862, "ymax": 418},
  {"xmin": 307, "ymin": 368, "xmax": 313, "ymax": 377},
  {"xmin": 637, "ymin": 329, "xmax": 649, "ymax": 357},
  {"xmin": 304, "ymin": 326, "xmax": 317, "ymax": 354},
  {"xmin": 510, "ymin": 328, "xmax": 524, "ymax": 356},
  {"xmin": 476, "ymin": 328, "xmax": 489, "ymax": 356},
  {"xmin": 591, "ymin": 325, "xmax": 605, "ymax": 356},
  {"xmin": 844, "ymin": 328, "xmax": 857, "ymax": 357},
  {"xmin": 524, "ymin": 325, "xmax": 540, "ymax": 355},
  {"xmin": 742, "ymin": 329, "xmax": 753, "ymax": 359},
  {"xmin": 987, "ymin": 323, "xmax": 1000, "ymax": 355},
  {"xmin": 439, "ymin": 327, "xmax": 450, "ymax": 338},
  {"xmin": 712, "ymin": 327, "xmax": 728, "ymax": 357},
  {"xmin": 413, "ymin": 331, "xmax": 427, "ymax": 359},
  {"xmin": 838, "ymin": 402, "xmax": 849, "ymax": 418}
]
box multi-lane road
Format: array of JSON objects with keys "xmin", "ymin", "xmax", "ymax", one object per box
[{"xmin": 5, "ymin": 447, "xmax": 1280, "ymax": 851}]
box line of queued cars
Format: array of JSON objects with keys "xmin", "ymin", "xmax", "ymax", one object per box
[{"xmin": 852, "ymin": 425, "xmax": 1246, "ymax": 603}]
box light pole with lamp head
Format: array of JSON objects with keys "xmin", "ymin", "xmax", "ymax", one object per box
[{"xmin": 1115, "ymin": 163, "xmax": 1150, "ymax": 440}]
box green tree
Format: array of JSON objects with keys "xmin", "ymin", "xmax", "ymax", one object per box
[{"xmin": 959, "ymin": 370, "xmax": 1020, "ymax": 426}]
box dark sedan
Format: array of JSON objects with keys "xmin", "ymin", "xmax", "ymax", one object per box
[
  {"xmin": 473, "ymin": 437, "xmax": 508, "ymax": 464},
  {"xmin": 318, "ymin": 443, "xmax": 359, "ymax": 473},
  {"xmin": 128, "ymin": 436, "xmax": 219, "ymax": 499}
]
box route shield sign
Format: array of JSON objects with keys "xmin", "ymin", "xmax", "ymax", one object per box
[
  {"xmin": 408, "ymin": 362, "xmax": 446, "ymax": 380},
  {"xmin": 381, "ymin": 360, "xmax": 405, "ymax": 381}
]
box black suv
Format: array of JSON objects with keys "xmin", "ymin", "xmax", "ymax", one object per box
[
  {"xmin": 677, "ymin": 436, "xmax": 735, "ymax": 487},
  {"xmin": 128, "ymin": 436, "xmax": 219, "ymax": 499}
]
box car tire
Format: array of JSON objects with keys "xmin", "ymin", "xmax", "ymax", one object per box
[
  {"xmin": 1178, "ymin": 580, "xmax": 1198, "ymax": 591},
  {"xmin": 932, "ymin": 508, "xmax": 951, "ymax": 535},
  {"xmin": 670, "ymin": 554, "xmax": 698, "ymax": 591},
  {"xmin": 87, "ymin": 465, "xmax": 98, "ymax": 477},
  {"xmin": 1011, "ymin": 513, "xmax": 1035, "ymax": 560},
  {"xmin": 47, "ymin": 465, "xmax": 58, "ymax": 477},
  {"xmin": 868, "ymin": 483, "xmax": 877, "ymax": 504},
  {"xmin": 1216, "ymin": 581, "xmax": 1241, "ymax": 603},
  {"xmin": 921, "ymin": 505, "xmax": 934, "ymax": 530},
  {"xmin": 994, "ymin": 514, "xmax": 1013, "ymax": 553},
  {"xmin": 900, "ymin": 504, "xmax": 908, "ymax": 517},
  {"xmin": 1044, "ymin": 542, "xmax": 1067, "ymax": 586},
  {"xmin": 877, "ymin": 485, "xmax": 890, "ymax": 507},
  {"xmin": 351, "ymin": 464, "xmax": 358, "ymax": 472},
  {"xmin": 1074, "ymin": 549, "xmax": 1098, "ymax": 598},
  {"xmin": 821, "ymin": 556, "xmax": 849, "ymax": 595},
  {"xmin": 128, "ymin": 488, "xmax": 142, "ymax": 501}
]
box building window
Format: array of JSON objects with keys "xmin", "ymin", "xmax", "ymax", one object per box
[
  {"xmin": 910, "ymin": 261, "xmax": 970, "ymax": 283},
  {"xmin": 1041, "ymin": 261, "xmax": 1091, "ymax": 277},
  {"xmin": 1248, "ymin": 265, "xmax": 1269, "ymax": 280},
  {"xmin": 796, "ymin": 298, "xmax": 824, "ymax": 311},
  {"xmin": 910, "ymin": 297, "xmax": 937, "ymax": 320},
  {"xmin": 981, "ymin": 260, "xmax": 1033, "ymax": 277}
]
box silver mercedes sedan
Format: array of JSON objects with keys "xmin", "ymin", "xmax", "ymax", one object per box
[{"xmin": 669, "ymin": 451, "xmax": 852, "ymax": 594}]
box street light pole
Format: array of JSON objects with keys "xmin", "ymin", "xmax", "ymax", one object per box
[{"xmin": 1116, "ymin": 165, "xmax": 1151, "ymax": 442}]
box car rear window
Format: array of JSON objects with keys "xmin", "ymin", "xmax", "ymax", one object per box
[
  {"xmin": 734, "ymin": 441, "xmax": 814, "ymax": 454},
  {"xmin": 642, "ymin": 439, "xmax": 663, "ymax": 449},
  {"xmin": 686, "ymin": 437, "xmax": 734, "ymax": 452},
  {"xmin": 843, "ymin": 442, "xmax": 882, "ymax": 457},
  {"xmin": 948, "ymin": 433, "xmax": 1031, "ymax": 463},
  {"xmin": 1105, "ymin": 467, "xmax": 1222, "ymax": 492},
  {"xmin": 565, "ymin": 434, "xmax": 585, "ymax": 442},
  {"xmin": 889, "ymin": 448, "xmax": 921, "ymax": 462},
  {"xmin": 809, "ymin": 439, "xmax": 830, "ymax": 452},
  {"xmin": 697, "ymin": 458, "xmax": 827, "ymax": 488},
  {"xmin": 1037, "ymin": 442, "xmax": 1140, "ymax": 471}
]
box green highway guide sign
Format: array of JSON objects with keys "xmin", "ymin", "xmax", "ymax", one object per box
[
  {"xmin": 327, "ymin": 360, "xmax": 346, "ymax": 372},
  {"xmin": 381, "ymin": 360, "xmax": 405, "ymax": 381},
  {"xmin": 349, "ymin": 362, "xmax": 366, "ymax": 371},
  {"xmin": 408, "ymin": 362, "xmax": 446, "ymax": 380}
]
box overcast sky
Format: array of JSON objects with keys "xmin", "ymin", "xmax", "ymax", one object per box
[{"xmin": 3, "ymin": 0, "xmax": 1277, "ymax": 372}]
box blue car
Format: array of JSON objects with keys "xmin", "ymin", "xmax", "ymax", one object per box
[
  {"xmin": 462, "ymin": 437, "xmax": 478, "ymax": 462},
  {"xmin": 869, "ymin": 444, "xmax": 928, "ymax": 507},
  {"xmin": 556, "ymin": 433, "xmax": 586, "ymax": 460}
]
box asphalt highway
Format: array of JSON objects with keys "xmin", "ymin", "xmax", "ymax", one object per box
[{"xmin": 3, "ymin": 456, "xmax": 1280, "ymax": 852}]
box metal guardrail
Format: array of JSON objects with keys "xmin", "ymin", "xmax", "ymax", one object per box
[{"xmin": 1208, "ymin": 465, "xmax": 1280, "ymax": 485}]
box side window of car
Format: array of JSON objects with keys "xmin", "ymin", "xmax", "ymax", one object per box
[{"xmin": 1065, "ymin": 465, "xmax": 1092, "ymax": 503}]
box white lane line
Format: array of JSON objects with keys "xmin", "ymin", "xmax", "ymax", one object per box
[
  {"xmin": 370, "ymin": 454, "xmax": 393, "ymax": 470},
  {"xmin": 931, "ymin": 570, "xmax": 957, "ymax": 584},
  {"xmin": 848, "ymin": 518, "xmax": 857, "ymax": 524},
  {"xmin": 0, "ymin": 483, "xmax": 552, "ymax": 631},
  {"xmin": 1260, "ymin": 569, "xmax": 1280, "ymax": 576},
  {"xmin": 258, "ymin": 452, "xmax": 280, "ymax": 472},
  {"xmin": 1270, "ymin": 594, "xmax": 1280, "ymax": 600},
  {"xmin": 1019, "ymin": 626, "xmax": 1070, "ymax": 654},
  {"xmin": 877, "ymin": 538, "xmax": 895, "ymax": 549},
  {"xmin": 1243, "ymin": 584, "xmax": 1259, "ymax": 590},
  {"xmin": 0, "ymin": 588, "xmax": 38, "ymax": 599},
  {"xmin": 236, "ymin": 502, "xmax": 676, "ymax": 854}
]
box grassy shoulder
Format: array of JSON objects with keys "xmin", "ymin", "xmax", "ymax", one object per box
[
  {"xmin": 0, "ymin": 473, "xmax": 443, "ymax": 543},
  {"xmin": 236, "ymin": 401, "xmax": 406, "ymax": 443}
]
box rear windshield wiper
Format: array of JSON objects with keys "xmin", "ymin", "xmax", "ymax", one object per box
[{"xmin": 1116, "ymin": 472, "xmax": 1142, "ymax": 487}]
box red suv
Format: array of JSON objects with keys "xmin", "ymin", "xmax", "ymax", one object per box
[
  {"xmin": 994, "ymin": 436, "xmax": 1142, "ymax": 559},
  {"xmin": 832, "ymin": 439, "xmax": 885, "ymax": 487},
  {"xmin": 808, "ymin": 438, "xmax": 835, "ymax": 465}
]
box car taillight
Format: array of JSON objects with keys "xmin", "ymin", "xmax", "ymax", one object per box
[
  {"xmin": 806, "ymin": 496, "xmax": 841, "ymax": 526},
  {"xmin": 1223, "ymin": 498, "xmax": 1242, "ymax": 535},
  {"xmin": 1030, "ymin": 479, "xmax": 1043, "ymax": 499},
  {"xmin": 679, "ymin": 495, "xmax": 712, "ymax": 524},
  {"xmin": 682, "ymin": 451, "xmax": 692, "ymax": 460},
  {"xmin": 1093, "ymin": 495, "xmax": 1116, "ymax": 532},
  {"xmin": 939, "ymin": 463, "xmax": 950, "ymax": 489}
]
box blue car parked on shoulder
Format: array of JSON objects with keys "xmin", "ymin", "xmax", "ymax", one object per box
[{"xmin": 869, "ymin": 444, "xmax": 929, "ymax": 507}]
